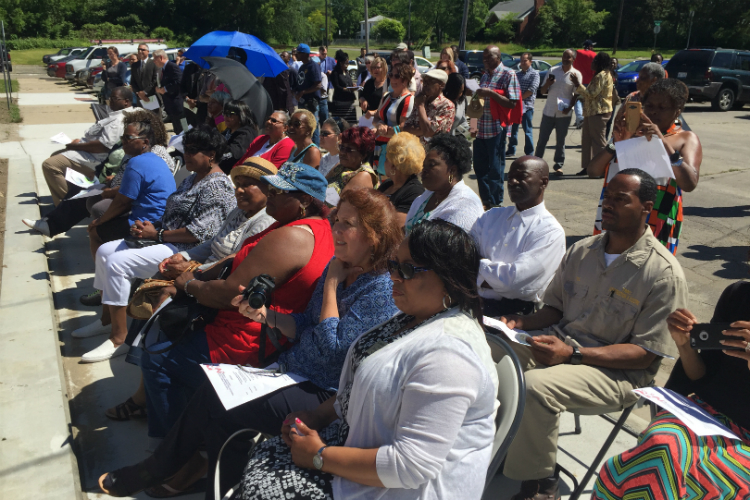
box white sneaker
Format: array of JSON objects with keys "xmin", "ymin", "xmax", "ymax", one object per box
[
  {"xmin": 22, "ymin": 218, "xmax": 50, "ymax": 237},
  {"xmin": 80, "ymin": 338, "xmax": 128, "ymax": 363},
  {"xmin": 71, "ymin": 320, "xmax": 110, "ymax": 338}
]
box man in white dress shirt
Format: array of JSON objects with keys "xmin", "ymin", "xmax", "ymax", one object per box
[{"xmin": 470, "ymin": 156, "xmax": 566, "ymax": 317}]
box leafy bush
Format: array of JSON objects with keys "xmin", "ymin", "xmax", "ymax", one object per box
[
  {"xmin": 486, "ymin": 13, "xmax": 519, "ymax": 43},
  {"xmin": 151, "ymin": 27, "xmax": 175, "ymax": 41},
  {"xmin": 530, "ymin": 0, "xmax": 608, "ymax": 48},
  {"xmin": 5, "ymin": 37, "xmax": 90, "ymax": 51},
  {"xmin": 372, "ymin": 19, "xmax": 406, "ymax": 42}
]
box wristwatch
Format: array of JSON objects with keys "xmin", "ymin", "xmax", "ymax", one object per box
[
  {"xmin": 570, "ymin": 346, "xmax": 583, "ymax": 365},
  {"xmin": 606, "ymin": 142, "xmax": 617, "ymax": 155},
  {"xmin": 313, "ymin": 446, "xmax": 327, "ymax": 470}
]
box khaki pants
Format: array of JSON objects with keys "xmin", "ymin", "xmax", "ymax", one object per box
[
  {"xmin": 502, "ymin": 341, "xmax": 639, "ymax": 481},
  {"xmin": 42, "ymin": 154, "xmax": 95, "ymax": 206},
  {"xmin": 581, "ymin": 112, "xmax": 611, "ymax": 171}
]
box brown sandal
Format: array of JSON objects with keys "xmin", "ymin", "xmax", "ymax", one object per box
[{"xmin": 105, "ymin": 397, "xmax": 147, "ymax": 421}]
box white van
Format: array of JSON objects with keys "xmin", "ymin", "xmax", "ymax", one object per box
[{"xmin": 65, "ymin": 42, "xmax": 167, "ymax": 80}]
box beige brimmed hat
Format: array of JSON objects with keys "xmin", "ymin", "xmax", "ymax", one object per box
[
  {"xmin": 231, "ymin": 157, "xmax": 279, "ymax": 183},
  {"xmin": 395, "ymin": 42, "xmax": 408, "ymax": 51},
  {"xmin": 423, "ymin": 69, "xmax": 449, "ymax": 84}
]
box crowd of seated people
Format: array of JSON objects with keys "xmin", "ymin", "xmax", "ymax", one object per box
[{"xmin": 25, "ymin": 60, "xmax": 747, "ymax": 500}]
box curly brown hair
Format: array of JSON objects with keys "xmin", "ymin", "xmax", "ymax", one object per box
[
  {"xmin": 123, "ymin": 109, "xmax": 168, "ymax": 146},
  {"xmin": 390, "ymin": 61, "xmax": 415, "ymax": 84},
  {"xmin": 338, "ymin": 189, "xmax": 403, "ymax": 273}
]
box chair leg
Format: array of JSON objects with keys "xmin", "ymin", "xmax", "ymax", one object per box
[
  {"xmin": 555, "ymin": 463, "xmax": 579, "ymax": 494},
  {"xmin": 568, "ymin": 405, "xmax": 635, "ymax": 500},
  {"xmin": 574, "ymin": 413, "xmax": 582, "ymax": 434}
]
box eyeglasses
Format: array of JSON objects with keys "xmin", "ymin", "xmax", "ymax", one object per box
[
  {"xmin": 339, "ymin": 145, "xmax": 358, "ymax": 154},
  {"xmin": 121, "ymin": 134, "xmax": 146, "ymax": 142},
  {"xmin": 289, "ymin": 120, "xmax": 305, "ymax": 128},
  {"xmin": 389, "ymin": 73, "xmax": 401, "ymax": 79},
  {"xmin": 138, "ymin": 48, "xmax": 148, "ymax": 52},
  {"xmin": 387, "ymin": 260, "xmax": 431, "ymax": 280},
  {"xmin": 267, "ymin": 117, "xmax": 284, "ymax": 124},
  {"xmin": 225, "ymin": 111, "xmax": 238, "ymax": 116},
  {"xmin": 320, "ymin": 131, "xmax": 335, "ymax": 137}
]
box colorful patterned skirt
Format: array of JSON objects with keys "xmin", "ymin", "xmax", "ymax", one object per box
[{"xmin": 592, "ymin": 398, "xmax": 750, "ymax": 500}]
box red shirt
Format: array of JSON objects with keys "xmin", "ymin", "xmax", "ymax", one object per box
[
  {"xmin": 574, "ymin": 49, "xmax": 597, "ymax": 85},
  {"xmin": 236, "ymin": 135, "xmax": 295, "ymax": 169},
  {"xmin": 205, "ymin": 218, "xmax": 334, "ymax": 365}
]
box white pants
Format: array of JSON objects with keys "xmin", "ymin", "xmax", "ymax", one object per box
[{"xmin": 94, "ymin": 239, "xmax": 178, "ymax": 306}]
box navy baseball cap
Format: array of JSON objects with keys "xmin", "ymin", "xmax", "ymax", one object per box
[
  {"xmin": 296, "ymin": 43, "xmax": 311, "ymax": 55},
  {"xmin": 262, "ymin": 162, "xmax": 327, "ymax": 202}
]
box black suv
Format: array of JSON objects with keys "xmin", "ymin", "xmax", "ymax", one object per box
[
  {"xmin": 666, "ymin": 48, "xmax": 750, "ymax": 111},
  {"xmin": 459, "ymin": 50, "xmax": 514, "ymax": 80}
]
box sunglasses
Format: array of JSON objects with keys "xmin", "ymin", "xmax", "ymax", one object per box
[
  {"xmin": 267, "ymin": 117, "xmax": 284, "ymax": 124},
  {"xmin": 138, "ymin": 48, "xmax": 148, "ymax": 52},
  {"xmin": 389, "ymin": 73, "xmax": 402, "ymax": 79},
  {"xmin": 387, "ymin": 260, "xmax": 431, "ymax": 280},
  {"xmin": 225, "ymin": 111, "xmax": 238, "ymax": 116},
  {"xmin": 320, "ymin": 131, "xmax": 335, "ymax": 137},
  {"xmin": 339, "ymin": 145, "xmax": 358, "ymax": 154},
  {"xmin": 289, "ymin": 120, "xmax": 305, "ymax": 128},
  {"xmin": 121, "ymin": 134, "xmax": 146, "ymax": 142},
  {"xmin": 267, "ymin": 185, "xmax": 299, "ymax": 196}
]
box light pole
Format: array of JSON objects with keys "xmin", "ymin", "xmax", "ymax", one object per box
[
  {"xmin": 408, "ymin": 0, "xmax": 412, "ymax": 44},
  {"xmin": 612, "ymin": 0, "xmax": 625, "ymax": 55},
  {"xmin": 364, "ymin": 0, "xmax": 370, "ymax": 54},
  {"xmin": 686, "ymin": 10, "xmax": 695, "ymax": 49},
  {"xmin": 459, "ymin": 0, "xmax": 470, "ymax": 51},
  {"xmin": 325, "ymin": 0, "xmax": 329, "ymax": 48}
]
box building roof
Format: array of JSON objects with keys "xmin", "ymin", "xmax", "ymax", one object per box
[
  {"xmin": 488, "ymin": 0, "xmax": 537, "ymax": 21},
  {"xmin": 360, "ymin": 15, "xmax": 391, "ymax": 25}
]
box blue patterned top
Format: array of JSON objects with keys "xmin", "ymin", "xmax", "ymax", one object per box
[{"xmin": 278, "ymin": 260, "xmax": 399, "ymax": 391}]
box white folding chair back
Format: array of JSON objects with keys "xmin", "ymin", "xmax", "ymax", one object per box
[{"xmin": 483, "ymin": 332, "xmax": 526, "ymax": 491}]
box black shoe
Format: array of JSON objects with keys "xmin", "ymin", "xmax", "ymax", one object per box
[
  {"xmin": 80, "ymin": 289, "xmax": 102, "ymax": 306},
  {"xmin": 506, "ymin": 150, "xmax": 517, "ymax": 157},
  {"xmin": 553, "ymin": 163, "xmax": 564, "ymax": 172},
  {"xmin": 575, "ymin": 168, "xmax": 588, "ymax": 176},
  {"xmin": 510, "ymin": 478, "xmax": 560, "ymax": 500}
]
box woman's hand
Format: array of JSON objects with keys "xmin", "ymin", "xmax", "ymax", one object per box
[
  {"xmin": 499, "ymin": 314, "xmax": 524, "ymax": 331},
  {"xmin": 721, "ymin": 321, "xmax": 750, "ymax": 369},
  {"xmin": 281, "ymin": 410, "xmax": 325, "ymax": 446},
  {"xmin": 156, "ymin": 286, "xmax": 177, "ymax": 308},
  {"xmin": 134, "ymin": 220, "xmax": 158, "ymax": 240},
  {"xmin": 326, "ymin": 257, "xmax": 364, "ymax": 285},
  {"xmin": 288, "ymin": 418, "xmax": 327, "ymax": 469},
  {"xmin": 569, "ymin": 73, "xmax": 580, "ymax": 88},
  {"xmin": 634, "ymin": 113, "xmax": 665, "ymax": 142},
  {"xmin": 87, "ymin": 218, "xmax": 101, "ymax": 232},
  {"xmin": 159, "ymin": 253, "xmax": 191, "ymax": 279},
  {"xmin": 375, "ymin": 123, "xmax": 388, "ymax": 136},
  {"xmin": 612, "ymin": 112, "xmax": 634, "ymax": 143},
  {"xmin": 666, "ymin": 308, "xmax": 697, "ymax": 349},
  {"xmin": 230, "ymin": 285, "xmax": 268, "ymax": 323},
  {"xmin": 360, "ymin": 99, "xmax": 368, "ymax": 112}
]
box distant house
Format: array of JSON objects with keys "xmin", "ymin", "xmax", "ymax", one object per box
[
  {"xmin": 358, "ymin": 15, "xmax": 394, "ymax": 39},
  {"xmin": 486, "ymin": 0, "xmax": 545, "ymax": 42}
]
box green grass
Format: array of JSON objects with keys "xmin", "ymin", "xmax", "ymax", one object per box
[
  {"xmin": 9, "ymin": 102, "xmax": 22, "ymax": 123},
  {"xmin": 8, "ymin": 48, "xmax": 52, "ymax": 66},
  {"xmin": 0, "ymin": 79, "xmax": 19, "ymax": 92}
]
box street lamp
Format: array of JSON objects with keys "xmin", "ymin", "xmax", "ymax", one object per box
[{"xmin": 686, "ymin": 10, "xmax": 695, "ymax": 49}]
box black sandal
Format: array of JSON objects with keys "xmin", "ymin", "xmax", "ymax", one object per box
[
  {"xmin": 105, "ymin": 397, "xmax": 147, "ymax": 421},
  {"xmin": 144, "ymin": 478, "xmax": 207, "ymax": 498}
]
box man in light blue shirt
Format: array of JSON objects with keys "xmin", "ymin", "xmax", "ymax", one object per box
[
  {"xmin": 507, "ymin": 53, "xmax": 540, "ymax": 157},
  {"xmin": 317, "ymin": 46, "xmax": 336, "ymax": 122}
]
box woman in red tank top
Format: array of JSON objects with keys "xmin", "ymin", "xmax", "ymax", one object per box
[{"xmin": 140, "ymin": 162, "xmax": 333, "ymax": 441}]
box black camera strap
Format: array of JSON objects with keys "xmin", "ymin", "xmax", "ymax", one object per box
[{"xmin": 258, "ymin": 322, "xmax": 288, "ymax": 366}]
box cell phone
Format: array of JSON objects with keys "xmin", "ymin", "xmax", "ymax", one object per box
[
  {"xmin": 690, "ymin": 323, "xmax": 744, "ymax": 350},
  {"xmin": 547, "ymin": 74, "xmax": 555, "ymax": 83},
  {"xmin": 625, "ymin": 101, "xmax": 642, "ymax": 134}
]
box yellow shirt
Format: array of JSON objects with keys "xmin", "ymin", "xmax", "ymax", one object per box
[{"xmin": 575, "ymin": 71, "xmax": 613, "ymax": 117}]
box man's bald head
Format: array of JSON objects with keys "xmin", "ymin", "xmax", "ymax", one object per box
[
  {"xmin": 483, "ymin": 45, "xmax": 501, "ymax": 71},
  {"xmin": 507, "ymin": 155, "xmax": 549, "ymax": 210}
]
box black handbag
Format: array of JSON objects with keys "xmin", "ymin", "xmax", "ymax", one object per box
[{"xmin": 139, "ymin": 258, "xmax": 234, "ymax": 355}]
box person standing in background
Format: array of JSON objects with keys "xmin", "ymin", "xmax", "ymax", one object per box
[
  {"xmin": 472, "ymin": 45, "xmax": 520, "ymax": 208},
  {"xmin": 507, "ymin": 53, "xmax": 539, "ymax": 157},
  {"xmin": 318, "ymin": 46, "xmax": 336, "ymax": 123},
  {"xmin": 130, "ymin": 44, "xmax": 157, "ymax": 108},
  {"xmin": 153, "ymin": 49, "xmax": 188, "ymax": 135},
  {"xmin": 293, "ymin": 44, "xmax": 323, "ymax": 145},
  {"xmin": 535, "ymin": 49, "xmax": 581, "ymax": 175},
  {"xmin": 573, "ymin": 40, "xmax": 597, "ymax": 128},
  {"xmin": 451, "ymin": 45, "xmax": 471, "ymax": 80}
]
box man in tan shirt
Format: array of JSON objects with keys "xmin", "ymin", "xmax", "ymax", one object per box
[{"xmin": 499, "ymin": 168, "xmax": 688, "ymax": 500}]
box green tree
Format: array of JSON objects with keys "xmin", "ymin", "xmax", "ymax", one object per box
[
  {"xmin": 306, "ymin": 9, "xmax": 337, "ymax": 44},
  {"xmin": 531, "ymin": 0, "xmax": 608, "ymax": 47},
  {"xmin": 486, "ymin": 12, "xmax": 519, "ymax": 43},
  {"xmin": 372, "ymin": 18, "xmax": 406, "ymax": 41},
  {"xmin": 151, "ymin": 26, "xmax": 174, "ymax": 41}
]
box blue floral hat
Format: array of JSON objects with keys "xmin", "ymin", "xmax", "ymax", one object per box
[{"xmin": 262, "ymin": 162, "xmax": 328, "ymax": 202}]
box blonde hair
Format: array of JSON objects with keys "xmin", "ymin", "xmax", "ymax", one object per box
[
  {"xmin": 371, "ymin": 56, "xmax": 387, "ymax": 73},
  {"xmin": 293, "ymin": 109, "xmax": 318, "ymax": 134},
  {"xmin": 385, "ymin": 132, "xmax": 425, "ymax": 175},
  {"xmin": 440, "ymin": 47, "xmax": 454, "ymax": 62}
]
